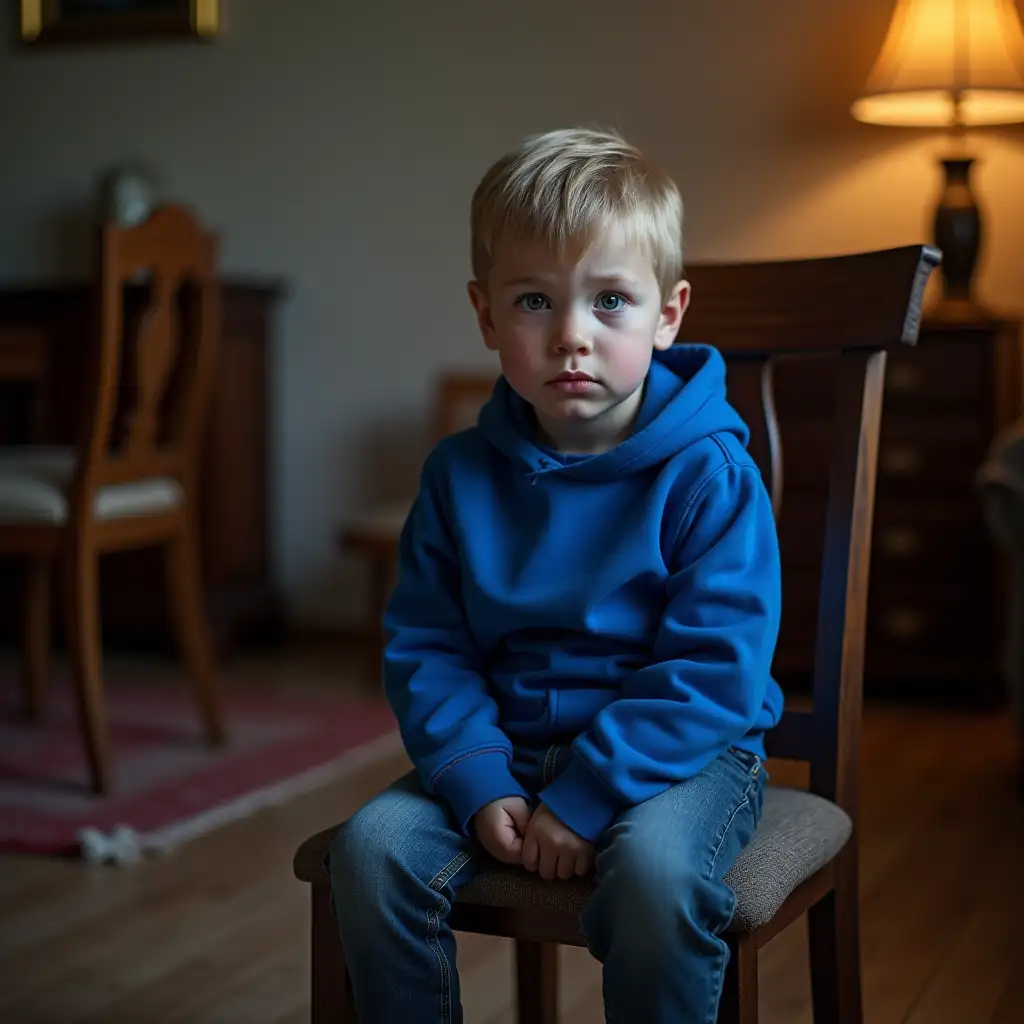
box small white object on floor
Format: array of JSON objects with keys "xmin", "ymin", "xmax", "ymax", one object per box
[{"xmin": 77, "ymin": 825, "xmax": 144, "ymax": 865}]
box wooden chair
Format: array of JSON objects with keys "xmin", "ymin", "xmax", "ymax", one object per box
[
  {"xmin": 339, "ymin": 370, "xmax": 497, "ymax": 659},
  {"xmin": 0, "ymin": 204, "xmax": 227, "ymax": 795},
  {"xmin": 294, "ymin": 243, "xmax": 941, "ymax": 1023}
]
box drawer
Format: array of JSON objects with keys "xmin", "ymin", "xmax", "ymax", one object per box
[
  {"xmin": 770, "ymin": 338, "xmax": 991, "ymax": 413},
  {"xmin": 777, "ymin": 576, "xmax": 994, "ymax": 666},
  {"xmin": 872, "ymin": 501, "xmax": 990, "ymax": 581},
  {"xmin": 883, "ymin": 343, "xmax": 988, "ymax": 410},
  {"xmin": 877, "ymin": 416, "xmax": 987, "ymax": 492},
  {"xmin": 866, "ymin": 585, "xmax": 994, "ymax": 662},
  {"xmin": 778, "ymin": 495, "xmax": 991, "ymax": 583},
  {"xmin": 779, "ymin": 413, "xmax": 988, "ymax": 493}
]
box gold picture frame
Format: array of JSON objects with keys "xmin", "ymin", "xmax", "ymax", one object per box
[{"xmin": 20, "ymin": 1, "xmax": 219, "ymax": 45}]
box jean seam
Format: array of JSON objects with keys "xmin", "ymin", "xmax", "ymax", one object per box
[
  {"xmin": 425, "ymin": 849, "xmax": 475, "ymax": 1024},
  {"xmin": 429, "ymin": 850, "xmax": 473, "ymax": 893},
  {"xmin": 708, "ymin": 771, "xmax": 757, "ymax": 878},
  {"xmin": 542, "ymin": 744, "xmax": 560, "ymax": 787},
  {"xmin": 703, "ymin": 766, "xmax": 758, "ymax": 1024}
]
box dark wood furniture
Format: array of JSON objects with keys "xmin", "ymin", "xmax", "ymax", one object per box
[
  {"xmin": 0, "ymin": 206, "xmax": 228, "ymax": 794},
  {"xmin": 0, "ymin": 272, "xmax": 283, "ymax": 654},
  {"xmin": 295, "ymin": 244, "xmax": 941, "ymax": 1024},
  {"xmin": 773, "ymin": 313, "xmax": 1022, "ymax": 704}
]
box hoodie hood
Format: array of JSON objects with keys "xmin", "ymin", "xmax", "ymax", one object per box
[{"xmin": 477, "ymin": 344, "xmax": 750, "ymax": 483}]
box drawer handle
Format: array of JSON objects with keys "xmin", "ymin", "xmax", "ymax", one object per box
[
  {"xmin": 878, "ymin": 526, "xmax": 922, "ymax": 558},
  {"xmin": 886, "ymin": 364, "xmax": 921, "ymax": 394},
  {"xmin": 880, "ymin": 445, "xmax": 923, "ymax": 476},
  {"xmin": 882, "ymin": 608, "xmax": 927, "ymax": 641}
]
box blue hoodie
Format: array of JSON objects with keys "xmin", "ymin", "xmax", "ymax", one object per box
[{"xmin": 383, "ymin": 344, "xmax": 785, "ymax": 842}]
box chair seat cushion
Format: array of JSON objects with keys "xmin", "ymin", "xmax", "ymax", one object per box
[
  {"xmin": 0, "ymin": 447, "xmax": 183, "ymax": 526},
  {"xmin": 456, "ymin": 786, "xmax": 852, "ymax": 933}
]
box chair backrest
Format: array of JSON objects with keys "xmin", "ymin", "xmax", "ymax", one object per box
[
  {"xmin": 74, "ymin": 204, "xmax": 219, "ymax": 500},
  {"xmin": 680, "ymin": 244, "xmax": 941, "ymax": 832},
  {"xmin": 432, "ymin": 371, "xmax": 499, "ymax": 441}
]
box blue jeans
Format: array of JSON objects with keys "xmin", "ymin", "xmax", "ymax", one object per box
[{"xmin": 328, "ymin": 744, "xmax": 765, "ymax": 1024}]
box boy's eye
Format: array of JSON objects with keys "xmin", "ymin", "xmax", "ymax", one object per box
[
  {"xmin": 595, "ymin": 292, "xmax": 627, "ymax": 312},
  {"xmin": 516, "ymin": 293, "xmax": 550, "ymax": 312}
]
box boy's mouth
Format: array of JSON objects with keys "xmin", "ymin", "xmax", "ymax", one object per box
[
  {"xmin": 550, "ymin": 371, "xmax": 596, "ymax": 382},
  {"xmin": 548, "ymin": 371, "xmax": 599, "ymax": 394}
]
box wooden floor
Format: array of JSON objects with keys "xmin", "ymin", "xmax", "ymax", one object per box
[{"xmin": 1, "ymin": 646, "xmax": 1023, "ymax": 1023}]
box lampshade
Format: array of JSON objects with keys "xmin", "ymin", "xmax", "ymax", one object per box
[{"xmin": 852, "ymin": 0, "xmax": 1024, "ymax": 126}]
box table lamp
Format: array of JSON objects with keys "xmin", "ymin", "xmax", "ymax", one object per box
[{"xmin": 852, "ymin": 0, "xmax": 1024, "ymax": 319}]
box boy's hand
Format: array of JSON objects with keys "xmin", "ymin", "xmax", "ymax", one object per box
[
  {"xmin": 522, "ymin": 803, "xmax": 594, "ymax": 881},
  {"xmin": 473, "ymin": 797, "xmax": 532, "ymax": 865}
]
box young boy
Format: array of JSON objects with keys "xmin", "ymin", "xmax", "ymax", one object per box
[{"xmin": 330, "ymin": 127, "xmax": 784, "ymax": 1023}]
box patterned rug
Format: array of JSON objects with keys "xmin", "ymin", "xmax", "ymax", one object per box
[{"xmin": 0, "ymin": 674, "xmax": 399, "ymax": 861}]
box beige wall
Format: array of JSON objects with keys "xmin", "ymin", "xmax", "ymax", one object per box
[{"xmin": 2, "ymin": 0, "xmax": 1023, "ymax": 627}]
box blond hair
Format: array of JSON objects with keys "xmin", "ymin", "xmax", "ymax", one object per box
[{"xmin": 470, "ymin": 127, "xmax": 683, "ymax": 298}]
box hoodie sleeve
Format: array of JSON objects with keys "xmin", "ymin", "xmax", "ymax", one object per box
[
  {"xmin": 538, "ymin": 460, "xmax": 781, "ymax": 841},
  {"xmin": 383, "ymin": 449, "xmax": 529, "ymax": 833}
]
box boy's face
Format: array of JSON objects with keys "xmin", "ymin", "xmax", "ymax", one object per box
[{"xmin": 468, "ymin": 225, "xmax": 689, "ymax": 452}]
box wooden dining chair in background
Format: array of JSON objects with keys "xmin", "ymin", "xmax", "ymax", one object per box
[
  {"xmin": 294, "ymin": 243, "xmax": 941, "ymax": 1023},
  {"xmin": 339, "ymin": 370, "xmax": 497, "ymax": 663},
  {"xmin": 0, "ymin": 204, "xmax": 227, "ymax": 795}
]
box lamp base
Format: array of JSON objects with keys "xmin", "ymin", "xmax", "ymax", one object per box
[{"xmin": 931, "ymin": 155, "xmax": 993, "ymax": 319}]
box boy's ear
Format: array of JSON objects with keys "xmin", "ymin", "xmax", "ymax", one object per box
[
  {"xmin": 467, "ymin": 280, "xmax": 499, "ymax": 351},
  {"xmin": 653, "ymin": 280, "xmax": 691, "ymax": 352}
]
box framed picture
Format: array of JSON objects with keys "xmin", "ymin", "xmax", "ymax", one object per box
[{"xmin": 20, "ymin": 1, "xmax": 219, "ymax": 45}]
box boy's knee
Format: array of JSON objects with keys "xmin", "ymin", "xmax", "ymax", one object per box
[
  {"xmin": 329, "ymin": 802, "xmax": 396, "ymax": 885},
  {"xmin": 328, "ymin": 779, "xmax": 454, "ymax": 899},
  {"xmin": 327, "ymin": 819, "xmax": 359, "ymax": 882},
  {"xmin": 625, "ymin": 852, "xmax": 705, "ymax": 919},
  {"xmin": 327, "ymin": 803, "xmax": 410, "ymax": 932},
  {"xmin": 584, "ymin": 845, "xmax": 722, "ymax": 957}
]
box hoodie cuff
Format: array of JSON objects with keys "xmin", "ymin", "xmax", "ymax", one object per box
[
  {"xmin": 538, "ymin": 757, "xmax": 621, "ymax": 842},
  {"xmin": 433, "ymin": 751, "xmax": 530, "ymax": 835}
]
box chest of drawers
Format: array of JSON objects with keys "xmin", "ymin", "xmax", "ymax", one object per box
[{"xmin": 771, "ymin": 315, "xmax": 1023, "ymax": 703}]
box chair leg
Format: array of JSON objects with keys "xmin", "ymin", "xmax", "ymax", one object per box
[
  {"xmin": 22, "ymin": 557, "xmax": 51, "ymax": 721},
  {"xmin": 809, "ymin": 849, "xmax": 863, "ymax": 1024},
  {"xmin": 65, "ymin": 541, "xmax": 113, "ymax": 795},
  {"xmin": 311, "ymin": 884, "xmax": 358, "ymax": 1023},
  {"xmin": 515, "ymin": 940, "xmax": 558, "ymax": 1024},
  {"xmin": 718, "ymin": 932, "xmax": 758, "ymax": 1023},
  {"xmin": 165, "ymin": 524, "xmax": 227, "ymax": 747}
]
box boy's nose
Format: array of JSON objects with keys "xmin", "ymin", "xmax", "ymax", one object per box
[{"xmin": 552, "ymin": 319, "xmax": 593, "ymax": 356}]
